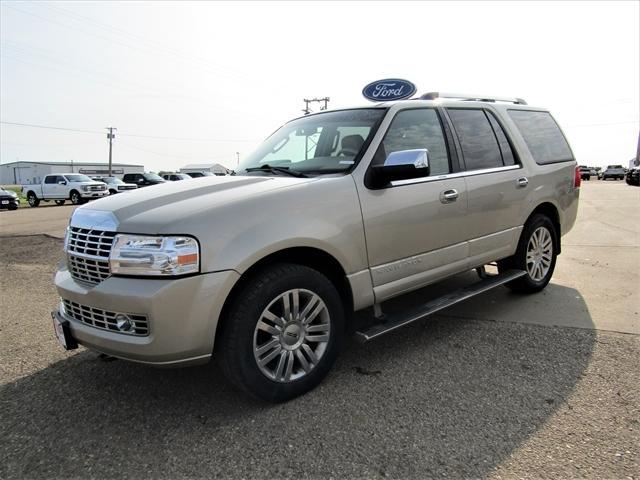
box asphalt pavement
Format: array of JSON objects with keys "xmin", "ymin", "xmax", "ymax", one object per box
[{"xmin": 0, "ymin": 181, "xmax": 638, "ymax": 478}]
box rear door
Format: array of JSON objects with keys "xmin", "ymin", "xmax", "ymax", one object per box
[
  {"xmin": 42, "ymin": 175, "xmax": 61, "ymax": 198},
  {"xmin": 445, "ymin": 107, "xmax": 529, "ymax": 268},
  {"xmin": 356, "ymin": 107, "xmax": 469, "ymax": 302}
]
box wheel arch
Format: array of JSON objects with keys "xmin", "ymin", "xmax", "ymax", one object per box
[
  {"xmin": 524, "ymin": 202, "xmax": 562, "ymax": 254},
  {"xmin": 215, "ymin": 246, "xmax": 354, "ymax": 347}
]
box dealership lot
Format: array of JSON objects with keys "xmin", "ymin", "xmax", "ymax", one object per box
[{"xmin": 1, "ymin": 181, "xmax": 638, "ymax": 478}]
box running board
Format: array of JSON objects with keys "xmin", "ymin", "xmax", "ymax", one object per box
[{"xmin": 355, "ymin": 269, "xmax": 527, "ymax": 343}]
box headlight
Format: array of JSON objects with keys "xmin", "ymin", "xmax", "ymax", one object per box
[
  {"xmin": 110, "ymin": 235, "xmax": 199, "ymax": 276},
  {"xmin": 82, "ymin": 185, "xmax": 90, "ymax": 191},
  {"xmin": 63, "ymin": 226, "xmax": 70, "ymax": 252}
]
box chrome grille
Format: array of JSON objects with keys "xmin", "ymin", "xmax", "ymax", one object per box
[
  {"xmin": 67, "ymin": 227, "xmax": 117, "ymax": 285},
  {"xmin": 62, "ymin": 299, "xmax": 149, "ymax": 336}
]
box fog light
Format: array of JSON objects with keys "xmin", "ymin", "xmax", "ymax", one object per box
[{"xmin": 115, "ymin": 314, "xmax": 134, "ymax": 332}]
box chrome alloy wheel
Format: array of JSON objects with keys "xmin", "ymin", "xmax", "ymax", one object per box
[
  {"xmin": 253, "ymin": 289, "xmax": 330, "ymax": 383},
  {"xmin": 526, "ymin": 226, "xmax": 553, "ymax": 281}
]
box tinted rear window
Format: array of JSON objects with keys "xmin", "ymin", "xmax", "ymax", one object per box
[
  {"xmin": 447, "ymin": 109, "xmax": 503, "ymax": 170},
  {"xmin": 508, "ymin": 110, "xmax": 573, "ymax": 164}
]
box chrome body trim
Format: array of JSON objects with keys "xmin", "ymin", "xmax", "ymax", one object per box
[
  {"xmin": 391, "ymin": 164, "xmax": 521, "ymax": 187},
  {"xmin": 69, "ymin": 209, "xmax": 119, "ymax": 231}
]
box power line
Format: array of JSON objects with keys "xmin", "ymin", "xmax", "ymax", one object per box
[
  {"xmin": 118, "ymin": 141, "xmax": 231, "ymax": 162},
  {"xmin": 0, "ymin": 120, "xmax": 257, "ymax": 143},
  {"xmin": 0, "ymin": 121, "xmax": 102, "ymax": 135}
]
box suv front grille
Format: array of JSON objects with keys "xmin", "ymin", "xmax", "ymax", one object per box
[
  {"xmin": 62, "ymin": 299, "xmax": 149, "ymax": 336},
  {"xmin": 67, "ymin": 227, "xmax": 117, "ymax": 285}
]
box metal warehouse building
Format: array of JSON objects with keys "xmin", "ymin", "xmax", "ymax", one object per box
[{"xmin": 0, "ymin": 161, "xmax": 144, "ymax": 185}]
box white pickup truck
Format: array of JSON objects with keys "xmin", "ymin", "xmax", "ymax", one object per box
[{"xmin": 22, "ymin": 173, "xmax": 109, "ymax": 207}]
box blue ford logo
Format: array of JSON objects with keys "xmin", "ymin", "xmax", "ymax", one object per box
[{"xmin": 362, "ymin": 78, "xmax": 417, "ymax": 102}]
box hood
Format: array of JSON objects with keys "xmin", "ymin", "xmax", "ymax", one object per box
[{"xmin": 77, "ymin": 174, "xmax": 318, "ymax": 233}]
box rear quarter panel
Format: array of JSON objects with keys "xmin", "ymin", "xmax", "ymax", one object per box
[{"xmin": 493, "ymin": 104, "xmax": 580, "ymax": 237}]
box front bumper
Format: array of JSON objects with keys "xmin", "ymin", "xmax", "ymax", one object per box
[
  {"xmin": 53, "ymin": 265, "xmax": 240, "ymax": 366},
  {"xmin": 80, "ymin": 190, "xmax": 109, "ymax": 198}
]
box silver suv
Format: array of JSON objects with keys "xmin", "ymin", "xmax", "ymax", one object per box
[{"xmin": 52, "ymin": 93, "xmax": 580, "ymax": 401}]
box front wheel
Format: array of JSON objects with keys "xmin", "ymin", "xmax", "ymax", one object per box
[
  {"xmin": 498, "ymin": 214, "xmax": 557, "ymax": 293},
  {"xmin": 218, "ymin": 263, "xmax": 345, "ymax": 402},
  {"xmin": 55, "ymin": 200, "xmax": 65, "ymax": 206},
  {"xmin": 70, "ymin": 190, "xmax": 82, "ymax": 205}
]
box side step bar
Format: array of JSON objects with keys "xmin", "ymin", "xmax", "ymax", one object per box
[{"xmin": 355, "ymin": 269, "xmax": 527, "ymax": 343}]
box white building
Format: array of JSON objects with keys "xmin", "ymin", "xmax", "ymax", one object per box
[
  {"xmin": 180, "ymin": 163, "xmax": 230, "ymax": 176},
  {"xmin": 0, "ymin": 161, "xmax": 145, "ymax": 185}
]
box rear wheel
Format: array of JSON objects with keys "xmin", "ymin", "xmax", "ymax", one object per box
[
  {"xmin": 498, "ymin": 214, "xmax": 557, "ymax": 293},
  {"xmin": 27, "ymin": 192, "xmax": 40, "ymax": 207},
  {"xmin": 218, "ymin": 263, "xmax": 344, "ymax": 402},
  {"xmin": 55, "ymin": 200, "xmax": 65, "ymax": 206}
]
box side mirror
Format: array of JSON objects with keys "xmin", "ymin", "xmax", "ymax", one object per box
[
  {"xmin": 370, "ymin": 149, "xmax": 430, "ymax": 188},
  {"xmin": 137, "ymin": 179, "xmax": 145, "ymax": 184}
]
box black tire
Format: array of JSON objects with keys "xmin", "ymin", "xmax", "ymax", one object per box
[
  {"xmin": 55, "ymin": 200, "xmax": 65, "ymax": 206},
  {"xmin": 498, "ymin": 214, "xmax": 558, "ymax": 293},
  {"xmin": 218, "ymin": 263, "xmax": 345, "ymax": 402},
  {"xmin": 8, "ymin": 203, "xmax": 18, "ymax": 211},
  {"xmin": 27, "ymin": 192, "xmax": 40, "ymax": 207},
  {"xmin": 70, "ymin": 190, "xmax": 82, "ymax": 205},
  {"xmin": 109, "ymin": 189, "xmax": 117, "ymax": 195}
]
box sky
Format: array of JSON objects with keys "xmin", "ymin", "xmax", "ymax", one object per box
[{"xmin": 0, "ymin": 1, "xmax": 638, "ymax": 172}]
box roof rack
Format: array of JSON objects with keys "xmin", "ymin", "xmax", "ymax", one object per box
[{"xmin": 419, "ymin": 92, "xmax": 527, "ymax": 105}]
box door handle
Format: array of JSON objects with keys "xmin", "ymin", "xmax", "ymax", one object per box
[
  {"xmin": 517, "ymin": 177, "xmax": 529, "ymax": 187},
  {"xmin": 440, "ymin": 189, "xmax": 459, "ymax": 203}
]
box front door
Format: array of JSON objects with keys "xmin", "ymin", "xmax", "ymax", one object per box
[{"xmin": 356, "ymin": 108, "xmax": 469, "ymax": 302}]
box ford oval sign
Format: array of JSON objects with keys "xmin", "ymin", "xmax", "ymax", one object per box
[{"xmin": 362, "ymin": 78, "xmax": 417, "ymax": 102}]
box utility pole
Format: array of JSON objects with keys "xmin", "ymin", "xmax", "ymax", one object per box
[
  {"xmin": 302, "ymin": 97, "xmax": 330, "ymax": 115},
  {"xmin": 106, "ymin": 127, "xmax": 117, "ymax": 176}
]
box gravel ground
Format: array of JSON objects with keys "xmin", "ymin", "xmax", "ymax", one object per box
[{"xmin": 1, "ymin": 235, "xmax": 638, "ymax": 479}]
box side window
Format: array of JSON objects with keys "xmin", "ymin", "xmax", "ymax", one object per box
[
  {"xmin": 376, "ymin": 109, "xmax": 450, "ymax": 175},
  {"xmin": 44, "ymin": 176, "xmax": 55, "ymax": 184},
  {"xmin": 486, "ymin": 111, "xmax": 516, "ymax": 166},
  {"xmin": 447, "ymin": 109, "xmax": 503, "ymax": 170},
  {"xmin": 507, "ymin": 110, "xmax": 573, "ymax": 164}
]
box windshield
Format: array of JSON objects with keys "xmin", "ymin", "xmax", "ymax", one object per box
[
  {"xmin": 103, "ymin": 177, "xmax": 124, "ymax": 184},
  {"xmin": 64, "ymin": 174, "xmax": 92, "ymax": 182},
  {"xmin": 239, "ymin": 109, "xmax": 385, "ymax": 174},
  {"xmin": 145, "ymin": 173, "xmax": 164, "ymax": 181}
]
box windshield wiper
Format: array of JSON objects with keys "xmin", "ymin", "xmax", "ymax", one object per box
[{"xmin": 244, "ymin": 164, "xmax": 308, "ymax": 178}]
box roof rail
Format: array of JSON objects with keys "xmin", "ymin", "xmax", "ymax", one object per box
[{"xmin": 419, "ymin": 92, "xmax": 527, "ymax": 105}]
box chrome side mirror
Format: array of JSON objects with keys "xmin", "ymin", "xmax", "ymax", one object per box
[
  {"xmin": 384, "ymin": 148, "xmax": 429, "ymax": 169},
  {"xmin": 370, "ymin": 148, "xmax": 430, "ymax": 188}
]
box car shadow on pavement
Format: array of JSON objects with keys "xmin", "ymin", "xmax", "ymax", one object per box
[{"xmin": 0, "ymin": 282, "xmax": 596, "ymax": 479}]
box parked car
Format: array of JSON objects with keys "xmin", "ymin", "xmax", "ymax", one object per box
[
  {"xmin": 601, "ymin": 165, "xmax": 626, "ymax": 180},
  {"xmin": 122, "ymin": 172, "xmax": 166, "ymax": 187},
  {"xmin": 91, "ymin": 176, "xmax": 138, "ymax": 195},
  {"xmin": 0, "ymin": 186, "xmax": 20, "ymax": 210},
  {"xmin": 162, "ymin": 173, "xmax": 192, "ymax": 181},
  {"xmin": 579, "ymin": 166, "xmax": 592, "ymax": 181},
  {"xmin": 626, "ymin": 166, "xmax": 640, "ymax": 186},
  {"xmin": 22, "ymin": 174, "xmax": 108, "ymax": 207},
  {"xmin": 52, "ymin": 92, "xmax": 580, "ymax": 402},
  {"xmin": 183, "ymin": 171, "xmax": 215, "ymax": 178}
]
